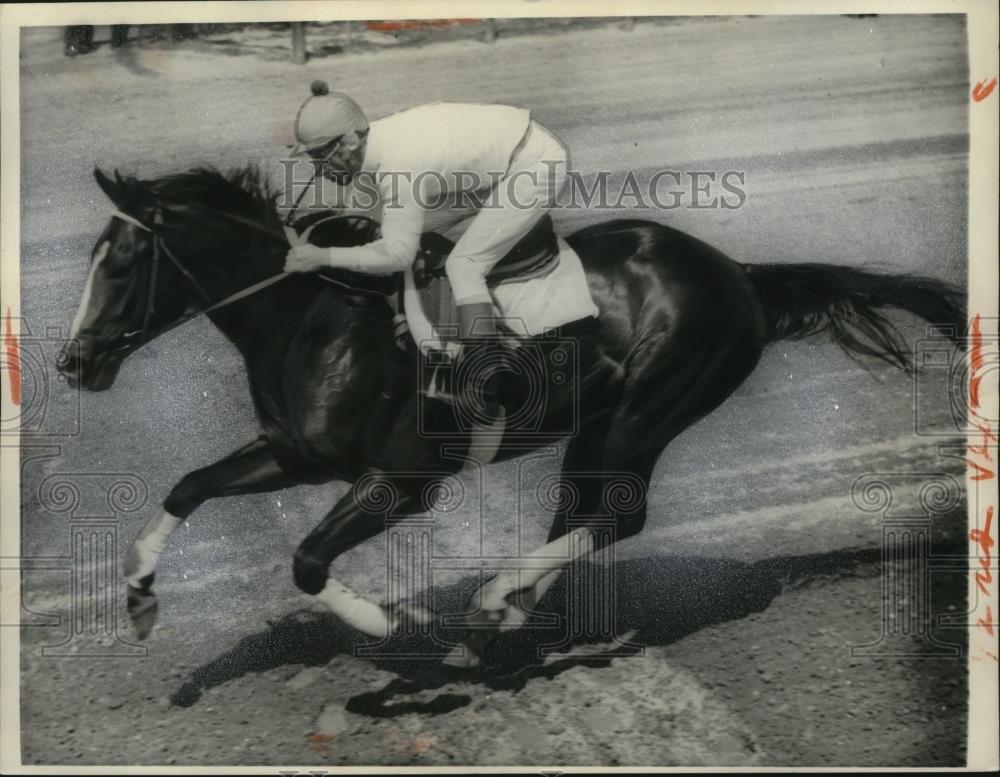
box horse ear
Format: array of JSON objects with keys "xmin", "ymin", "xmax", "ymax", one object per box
[{"xmin": 94, "ymin": 167, "xmax": 123, "ymax": 204}]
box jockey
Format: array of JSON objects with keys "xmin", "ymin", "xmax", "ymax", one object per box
[{"xmin": 283, "ymin": 81, "xmax": 571, "ymax": 422}]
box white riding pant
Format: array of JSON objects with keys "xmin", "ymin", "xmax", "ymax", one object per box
[{"xmin": 445, "ymin": 120, "xmax": 569, "ymax": 306}]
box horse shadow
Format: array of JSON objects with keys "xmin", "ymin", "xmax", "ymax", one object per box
[{"xmin": 170, "ymin": 544, "xmax": 900, "ymax": 714}]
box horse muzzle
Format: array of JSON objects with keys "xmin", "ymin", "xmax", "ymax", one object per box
[{"xmin": 56, "ymin": 337, "xmax": 125, "ymax": 391}]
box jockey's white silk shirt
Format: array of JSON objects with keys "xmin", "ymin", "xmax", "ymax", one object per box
[{"xmin": 323, "ymin": 102, "xmax": 532, "ymax": 274}]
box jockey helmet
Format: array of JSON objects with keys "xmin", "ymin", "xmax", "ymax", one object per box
[{"xmin": 291, "ymin": 80, "xmax": 368, "ymax": 155}]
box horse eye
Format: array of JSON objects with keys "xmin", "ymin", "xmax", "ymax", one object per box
[{"xmin": 103, "ymin": 261, "xmax": 134, "ymax": 280}]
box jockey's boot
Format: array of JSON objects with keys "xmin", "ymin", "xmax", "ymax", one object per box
[{"xmin": 455, "ymin": 302, "xmax": 506, "ymax": 462}]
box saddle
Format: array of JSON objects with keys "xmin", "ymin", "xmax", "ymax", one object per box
[{"xmin": 414, "ymin": 213, "xmax": 560, "ymax": 288}]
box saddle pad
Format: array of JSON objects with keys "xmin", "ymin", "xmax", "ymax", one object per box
[
  {"xmin": 418, "ymin": 213, "xmax": 561, "ymax": 286},
  {"xmin": 412, "ymin": 235, "xmax": 600, "ymax": 344}
]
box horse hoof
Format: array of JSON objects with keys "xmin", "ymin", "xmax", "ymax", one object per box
[
  {"xmin": 443, "ymin": 645, "xmax": 480, "ymax": 669},
  {"xmin": 445, "ymin": 607, "xmax": 505, "ymax": 668},
  {"xmin": 127, "ymin": 586, "xmax": 159, "ymax": 640}
]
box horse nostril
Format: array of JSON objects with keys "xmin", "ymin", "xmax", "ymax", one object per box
[{"xmin": 56, "ymin": 342, "xmax": 81, "ymax": 375}]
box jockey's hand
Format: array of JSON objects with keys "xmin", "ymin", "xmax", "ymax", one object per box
[{"xmin": 284, "ymin": 245, "xmax": 329, "ymax": 273}]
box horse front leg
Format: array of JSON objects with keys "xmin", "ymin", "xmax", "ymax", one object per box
[
  {"xmin": 124, "ymin": 437, "xmax": 296, "ymax": 638},
  {"xmin": 293, "ymin": 472, "xmax": 440, "ymax": 638}
]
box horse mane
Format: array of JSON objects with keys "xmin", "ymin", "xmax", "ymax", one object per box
[
  {"xmin": 147, "ymin": 164, "xmax": 281, "ymax": 227},
  {"xmin": 119, "ymin": 164, "xmax": 393, "ymax": 299}
]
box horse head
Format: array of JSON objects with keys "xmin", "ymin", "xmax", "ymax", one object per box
[
  {"xmin": 57, "ymin": 169, "xmax": 270, "ymax": 391},
  {"xmin": 58, "ymin": 163, "xmax": 392, "ymax": 392},
  {"xmin": 57, "ymin": 168, "xmax": 206, "ymax": 390}
]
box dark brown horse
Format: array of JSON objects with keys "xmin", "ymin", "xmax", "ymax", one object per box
[{"xmin": 58, "ymin": 165, "xmax": 963, "ymax": 667}]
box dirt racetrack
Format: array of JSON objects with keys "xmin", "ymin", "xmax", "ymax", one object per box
[{"xmin": 16, "ymin": 14, "xmax": 970, "ymax": 767}]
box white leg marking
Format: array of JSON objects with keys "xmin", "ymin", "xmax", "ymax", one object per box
[
  {"xmin": 447, "ymin": 531, "xmax": 599, "ymax": 665},
  {"xmin": 315, "ymin": 578, "xmax": 394, "ymax": 639},
  {"xmin": 69, "ymin": 240, "xmax": 110, "ymax": 340},
  {"xmin": 480, "ymin": 527, "xmax": 594, "ymax": 612},
  {"xmin": 533, "ymin": 568, "xmax": 562, "ymax": 602},
  {"xmin": 500, "ymin": 568, "xmax": 563, "ymax": 631},
  {"xmin": 123, "ymin": 508, "xmax": 183, "ymax": 588}
]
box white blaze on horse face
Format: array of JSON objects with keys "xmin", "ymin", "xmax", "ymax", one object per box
[{"xmin": 69, "ymin": 240, "xmax": 110, "ymax": 341}]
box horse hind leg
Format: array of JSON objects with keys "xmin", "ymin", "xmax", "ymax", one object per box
[
  {"xmin": 450, "ymin": 332, "xmax": 761, "ymax": 665},
  {"xmin": 528, "ymin": 336, "xmax": 764, "ymax": 635},
  {"xmin": 466, "ymin": 352, "xmax": 718, "ymax": 631},
  {"xmin": 575, "ymin": 330, "xmax": 763, "ymax": 552},
  {"xmin": 443, "ymin": 420, "xmax": 615, "ymax": 667}
]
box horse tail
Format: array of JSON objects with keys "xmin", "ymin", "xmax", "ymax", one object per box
[{"xmin": 743, "ymin": 263, "xmax": 965, "ymax": 371}]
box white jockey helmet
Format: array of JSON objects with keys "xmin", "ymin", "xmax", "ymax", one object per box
[{"xmin": 290, "ymin": 80, "xmax": 368, "ymax": 155}]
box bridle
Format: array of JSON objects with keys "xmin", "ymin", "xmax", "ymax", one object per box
[
  {"xmin": 109, "ymin": 197, "xmax": 398, "ymax": 351},
  {"xmin": 109, "ymin": 164, "xmax": 332, "ymax": 347},
  {"xmin": 111, "ymin": 207, "xmax": 292, "ymax": 347}
]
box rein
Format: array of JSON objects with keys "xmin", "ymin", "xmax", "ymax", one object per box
[
  {"xmin": 111, "ymin": 203, "xmax": 392, "ymax": 348},
  {"xmin": 112, "ymin": 162, "xmax": 338, "ymax": 346}
]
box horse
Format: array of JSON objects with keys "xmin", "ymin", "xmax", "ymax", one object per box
[{"xmin": 57, "ymin": 164, "xmax": 964, "ymax": 668}]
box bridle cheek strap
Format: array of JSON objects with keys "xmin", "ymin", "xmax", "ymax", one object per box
[
  {"xmin": 138, "ymin": 213, "xmax": 160, "ymax": 344},
  {"xmin": 111, "ymin": 208, "xmax": 152, "ymax": 232},
  {"xmin": 109, "ymin": 207, "xmax": 291, "ymax": 344}
]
